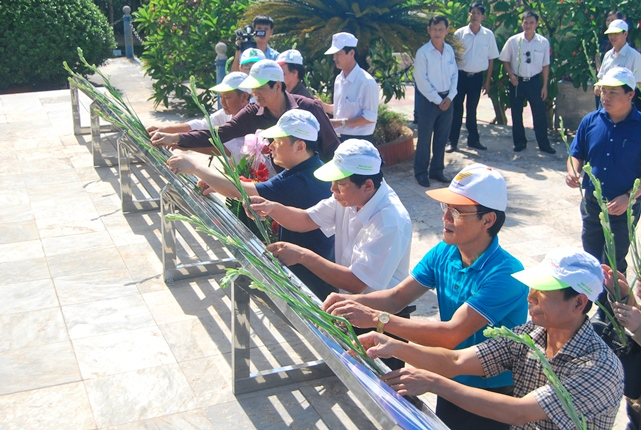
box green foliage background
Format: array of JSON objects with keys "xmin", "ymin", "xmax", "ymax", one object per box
[{"xmin": 0, "ymin": 0, "xmax": 116, "ymax": 91}]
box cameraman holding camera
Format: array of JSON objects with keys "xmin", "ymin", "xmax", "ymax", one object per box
[{"xmin": 232, "ymin": 15, "xmax": 279, "ymax": 72}]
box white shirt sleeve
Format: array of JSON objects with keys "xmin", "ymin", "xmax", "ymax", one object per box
[{"xmin": 307, "ymin": 197, "xmax": 338, "ymax": 238}]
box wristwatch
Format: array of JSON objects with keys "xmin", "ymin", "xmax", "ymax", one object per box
[
  {"xmin": 341, "ymin": 118, "xmax": 347, "ymax": 128},
  {"xmin": 376, "ymin": 312, "xmax": 390, "ymax": 333}
]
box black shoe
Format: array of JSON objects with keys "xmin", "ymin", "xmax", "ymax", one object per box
[
  {"xmin": 539, "ymin": 145, "xmax": 556, "ymax": 154},
  {"xmin": 467, "ymin": 141, "xmax": 487, "ymax": 150},
  {"xmin": 416, "ymin": 176, "xmax": 430, "ymax": 187},
  {"xmin": 445, "ymin": 144, "xmax": 457, "ymax": 153},
  {"xmin": 429, "ymin": 173, "xmax": 452, "ymax": 183},
  {"xmin": 514, "ymin": 144, "xmax": 526, "ymax": 152}
]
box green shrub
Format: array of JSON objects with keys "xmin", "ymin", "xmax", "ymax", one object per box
[
  {"xmin": 0, "ymin": 0, "xmax": 115, "ymax": 91},
  {"xmin": 374, "ymin": 105, "xmax": 409, "ymax": 146},
  {"xmin": 134, "ymin": 0, "xmax": 249, "ymax": 113}
]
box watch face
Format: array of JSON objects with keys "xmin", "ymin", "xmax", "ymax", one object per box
[{"xmin": 379, "ymin": 313, "xmax": 390, "ymax": 324}]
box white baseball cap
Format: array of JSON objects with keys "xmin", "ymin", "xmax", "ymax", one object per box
[
  {"xmin": 511, "ymin": 248, "xmax": 603, "ymax": 302},
  {"xmin": 210, "ymin": 72, "xmax": 252, "ymax": 94},
  {"xmin": 324, "ymin": 32, "xmax": 358, "ymax": 55},
  {"xmin": 604, "ymin": 19, "xmax": 628, "ymax": 34},
  {"xmin": 240, "ymin": 59, "xmax": 285, "ymax": 89},
  {"xmin": 261, "ymin": 109, "xmax": 320, "ymax": 141},
  {"xmin": 426, "ymin": 163, "xmax": 507, "ymax": 211},
  {"xmin": 240, "ymin": 48, "xmax": 266, "ymax": 65},
  {"xmin": 314, "ymin": 139, "xmax": 381, "ymax": 181},
  {"xmin": 276, "ymin": 49, "xmax": 304, "ymax": 66},
  {"xmin": 596, "ymin": 66, "xmax": 637, "ymax": 90}
]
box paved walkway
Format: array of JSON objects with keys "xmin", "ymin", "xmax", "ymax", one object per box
[{"xmin": 0, "ymin": 58, "xmax": 629, "ymax": 428}]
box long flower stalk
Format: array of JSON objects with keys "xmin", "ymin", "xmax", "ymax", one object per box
[
  {"xmin": 582, "ymin": 164, "xmax": 628, "ymax": 346},
  {"xmin": 626, "ymin": 179, "xmax": 641, "ymax": 279},
  {"xmin": 484, "ymin": 326, "xmax": 586, "ymax": 430},
  {"xmin": 581, "ymin": 35, "xmax": 598, "ymax": 84}
]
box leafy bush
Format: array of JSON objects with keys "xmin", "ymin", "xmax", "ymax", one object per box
[
  {"xmin": 374, "ymin": 105, "xmax": 409, "ymax": 146},
  {"xmin": 0, "ymin": 0, "xmax": 115, "ymax": 91},
  {"xmin": 134, "ymin": 0, "xmax": 249, "ymax": 113}
]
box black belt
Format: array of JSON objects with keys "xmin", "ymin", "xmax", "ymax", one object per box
[
  {"xmin": 518, "ymin": 73, "xmax": 540, "ymax": 82},
  {"xmin": 461, "ymin": 71, "xmax": 483, "ymax": 77},
  {"xmin": 438, "ymin": 91, "xmax": 449, "ymax": 97}
]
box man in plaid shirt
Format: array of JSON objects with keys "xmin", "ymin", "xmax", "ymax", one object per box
[{"xmin": 360, "ymin": 248, "xmax": 624, "ymax": 429}]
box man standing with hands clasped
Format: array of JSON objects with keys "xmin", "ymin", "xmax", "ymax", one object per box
[
  {"xmin": 499, "ymin": 11, "xmax": 556, "ymax": 154},
  {"xmin": 446, "ymin": 3, "xmax": 499, "ymax": 153}
]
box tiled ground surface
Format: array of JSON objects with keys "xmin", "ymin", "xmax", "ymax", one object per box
[{"xmin": 0, "ymin": 58, "xmax": 629, "ymax": 429}]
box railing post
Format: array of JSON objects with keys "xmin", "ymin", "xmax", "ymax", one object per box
[
  {"xmin": 215, "ymin": 42, "xmax": 228, "ymax": 110},
  {"xmin": 123, "ymin": 6, "xmax": 134, "ymax": 59}
]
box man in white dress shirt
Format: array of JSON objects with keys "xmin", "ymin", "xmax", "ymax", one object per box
[
  {"xmin": 414, "ymin": 15, "xmax": 458, "ymax": 188},
  {"xmin": 316, "ymin": 32, "xmax": 379, "ymax": 143},
  {"xmin": 596, "ymin": 19, "xmax": 641, "ymax": 111},
  {"xmin": 446, "ymin": 3, "xmax": 499, "ymax": 153},
  {"xmin": 499, "ymin": 10, "xmax": 556, "ymax": 154}
]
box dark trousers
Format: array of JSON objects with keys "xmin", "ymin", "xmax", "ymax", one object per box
[
  {"xmin": 436, "ymin": 385, "xmax": 513, "ymax": 430},
  {"xmin": 508, "ymin": 75, "xmax": 550, "ymax": 149},
  {"xmin": 339, "ymin": 134, "xmax": 375, "ymax": 144},
  {"xmin": 449, "ymin": 71, "xmax": 483, "ymax": 146},
  {"xmin": 414, "ymin": 91, "xmax": 453, "ymax": 179}
]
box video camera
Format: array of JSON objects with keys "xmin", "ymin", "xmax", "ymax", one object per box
[{"xmin": 235, "ymin": 25, "xmax": 267, "ymax": 52}]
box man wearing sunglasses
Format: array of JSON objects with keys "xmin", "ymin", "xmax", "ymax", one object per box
[
  {"xmin": 499, "ymin": 11, "xmax": 556, "ymax": 154},
  {"xmin": 322, "ymin": 163, "xmax": 528, "ymax": 430}
]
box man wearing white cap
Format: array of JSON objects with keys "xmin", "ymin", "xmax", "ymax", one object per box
[
  {"xmin": 146, "ymin": 72, "xmax": 251, "ymax": 162},
  {"xmin": 316, "ymin": 32, "xmax": 379, "ymax": 143},
  {"xmin": 151, "ymin": 60, "xmax": 340, "ymax": 162},
  {"xmin": 166, "ymin": 109, "xmax": 335, "ymax": 300},
  {"xmin": 359, "ymin": 248, "xmax": 624, "ymax": 429},
  {"xmin": 567, "ymin": 66, "xmax": 641, "ymax": 316},
  {"xmin": 250, "ymin": 139, "xmax": 411, "ymax": 296},
  {"xmin": 323, "ymin": 163, "xmax": 528, "ymax": 430},
  {"xmin": 595, "ymin": 19, "xmax": 641, "ymax": 111},
  {"xmin": 276, "ymin": 49, "xmax": 312, "ymax": 99},
  {"xmin": 239, "ymin": 48, "xmax": 266, "ymax": 75}
]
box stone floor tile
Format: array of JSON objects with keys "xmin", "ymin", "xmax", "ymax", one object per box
[
  {"xmin": 73, "ymin": 327, "xmax": 175, "ymax": 379},
  {"xmin": 102, "ymin": 409, "xmax": 214, "ymax": 430},
  {"xmin": 62, "ymin": 295, "xmax": 156, "ymax": 340},
  {"xmin": 41, "ymin": 230, "xmax": 114, "ymax": 257},
  {"xmin": 0, "ymin": 341, "xmax": 81, "ymax": 395},
  {"xmin": 0, "ymin": 382, "xmax": 95, "ymax": 430},
  {"xmin": 178, "ymin": 355, "xmax": 232, "ymax": 408},
  {"xmin": 53, "ymin": 268, "xmax": 136, "ymax": 306},
  {"xmin": 46, "ymin": 246, "xmax": 128, "ymax": 278},
  {"xmin": 158, "ymin": 316, "xmax": 232, "ymax": 363},
  {"xmin": 0, "ymin": 219, "xmax": 40, "ymax": 245},
  {"xmin": 0, "ymin": 239, "xmax": 44, "ymax": 263},
  {"xmin": 0, "ymin": 278, "xmax": 57, "ymax": 313},
  {"xmin": 0, "ymin": 307, "xmax": 68, "ymax": 353},
  {"xmin": 84, "ymin": 364, "xmax": 198, "ymax": 428}
]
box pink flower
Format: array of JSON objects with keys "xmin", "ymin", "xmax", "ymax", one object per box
[{"xmin": 241, "ymin": 132, "xmax": 270, "ymax": 170}]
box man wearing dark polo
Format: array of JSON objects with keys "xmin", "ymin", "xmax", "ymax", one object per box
[
  {"xmin": 446, "ymin": 3, "xmax": 499, "ymax": 153},
  {"xmin": 499, "ymin": 11, "xmax": 556, "ymax": 154}
]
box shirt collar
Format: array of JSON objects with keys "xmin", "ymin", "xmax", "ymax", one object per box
[
  {"xmin": 599, "ymin": 106, "xmax": 641, "ymax": 123},
  {"xmin": 615, "ymin": 43, "xmax": 631, "ymax": 57},
  {"xmin": 356, "ymin": 180, "xmax": 390, "ymax": 224},
  {"xmin": 467, "ymin": 235, "xmax": 500, "ymax": 271},
  {"xmin": 528, "ymin": 318, "xmax": 594, "ymax": 360},
  {"xmin": 282, "ymin": 153, "xmax": 320, "ymax": 177},
  {"xmin": 341, "ymin": 63, "xmax": 362, "ymax": 83},
  {"xmin": 462, "ymin": 24, "xmax": 484, "ymax": 36},
  {"xmin": 259, "ymin": 92, "xmax": 298, "ymax": 117}
]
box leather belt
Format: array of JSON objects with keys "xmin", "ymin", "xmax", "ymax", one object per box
[
  {"xmin": 518, "ymin": 73, "xmax": 540, "ymax": 82},
  {"xmin": 462, "ymin": 71, "xmax": 483, "ymax": 77},
  {"xmin": 438, "ymin": 91, "xmax": 449, "ymax": 97}
]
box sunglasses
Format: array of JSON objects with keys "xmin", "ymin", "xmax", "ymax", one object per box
[{"xmin": 525, "ymin": 51, "xmax": 531, "ymax": 64}]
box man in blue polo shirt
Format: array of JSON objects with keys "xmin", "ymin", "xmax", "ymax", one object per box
[
  {"xmin": 567, "ymin": 66, "xmax": 641, "ymax": 308},
  {"xmin": 166, "ymin": 109, "xmax": 335, "ymax": 300},
  {"xmin": 322, "ymin": 163, "xmax": 528, "ymax": 430}
]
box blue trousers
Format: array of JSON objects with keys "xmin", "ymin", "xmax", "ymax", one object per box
[
  {"xmin": 414, "ymin": 92, "xmax": 453, "ymax": 179},
  {"xmin": 508, "ymin": 75, "xmax": 550, "ymax": 149},
  {"xmin": 449, "ymin": 71, "xmax": 483, "ymax": 146}
]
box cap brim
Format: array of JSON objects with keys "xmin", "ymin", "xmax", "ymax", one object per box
[
  {"xmin": 324, "ymin": 46, "xmax": 341, "ymax": 55},
  {"xmin": 210, "ymin": 83, "xmax": 235, "ymax": 92},
  {"xmin": 425, "ymin": 188, "xmax": 478, "ymax": 205},
  {"xmin": 314, "ymin": 162, "xmax": 352, "ymax": 182},
  {"xmin": 595, "ymin": 76, "xmax": 626, "ymax": 87},
  {"xmin": 260, "ymin": 126, "xmax": 289, "ymax": 139},
  {"xmin": 239, "ymin": 76, "xmax": 268, "ymax": 89},
  {"xmin": 604, "ymin": 28, "xmax": 625, "ymax": 34},
  {"xmin": 512, "ymin": 268, "xmax": 571, "ymax": 291},
  {"xmin": 240, "ymin": 58, "xmax": 260, "ymax": 65}
]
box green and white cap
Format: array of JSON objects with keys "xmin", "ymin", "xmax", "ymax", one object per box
[
  {"xmin": 511, "ymin": 248, "xmax": 603, "ymax": 302},
  {"xmin": 240, "ymin": 48, "xmax": 266, "ymax": 65},
  {"xmin": 261, "ymin": 109, "xmax": 320, "ymax": 141},
  {"xmin": 604, "ymin": 19, "xmax": 628, "ymax": 34},
  {"xmin": 595, "ymin": 66, "xmax": 636, "ymax": 90},
  {"xmin": 240, "ymin": 59, "xmax": 284, "ymax": 89},
  {"xmin": 210, "ymin": 72, "xmax": 252, "ymax": 94},
  {"xmin": 314, "ymin": 139, "xmax": 381, "ymax": 181}
]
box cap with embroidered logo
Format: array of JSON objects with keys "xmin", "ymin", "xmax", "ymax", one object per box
[
  {"xmin": 260, "ymin": 109, "xmax": 320, "ymax": 141},
  {"xmin": 240, "ymin": 48, "xmax": 266, "ymax": 65},
  {"xmin": 240, "ymin": 59, "xmax": 285, "ymax": 89},
  {"xmin": 425, "ymin": 163, "xmax": 507, "ymax": 211},
  {"xmin": 276, "ymin": 49, "xmax": 304, "ymax": 66},
  {"xmin": 314, "ymin": 139, "xmax": 381, "ymax": 181},
  {"xmin": 210, "ymin": 72, "xmax": 252, "ymax": 94},
  {"xmin": 596, "ymin": 66, "xmax": 636, "ymax": 90},
  {"xmin": 325, "ymin": 32, "xmax": 358, "ymax": 55},
  {"xmin": 511, "ymin": 248, "xmax": 603, "ymax": 302},
  {"xmin": 604, "ymin": 19, "xmax": 628, "ymax": 34}
]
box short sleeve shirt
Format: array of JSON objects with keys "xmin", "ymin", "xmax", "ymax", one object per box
[
  {"xmin": 333, "ymin": 64, "xmax": 379, "ymax": 136},
  {"xmin": 476, "ymin": 320, "xmax": 624, "ymax": 429},
  {"xmin": 411, "ymin": 237, "xmax": 528, "ymax": 388},
  {"xmin": 307, "ymin": 180, "xmax": 412, "ymax": 292},
  {"xmin": 499, "ymin": 32, "xmax": 550, "ymax": 78},
  {"xmin": 454, "ymin": 25, "xmax": 500, "ymax": 73},
  {"xmin": 597, "ymin": 43, "xmax": 641, "ymax": 82}
]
